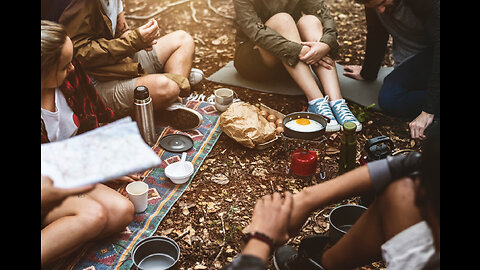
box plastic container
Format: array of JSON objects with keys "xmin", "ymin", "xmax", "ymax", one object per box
[{"xmin": 165, "ymin": 153, "xmax": 194, "ymax": 184}]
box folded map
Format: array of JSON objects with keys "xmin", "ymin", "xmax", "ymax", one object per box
[{"xmin": 41, "ymin": 117, "xmax": 161, "ymax": 188}]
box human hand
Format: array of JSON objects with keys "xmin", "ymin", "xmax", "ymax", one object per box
[
  {"xmin": 343, "ymin": 65, "xmax": 365, "ymax": 81},
  {"xmin": 287, "ymin": 191, "xmax": 315, "ymax": 236},
  {"xmin": 299, "ymin": 41, "xmax": 331, "ymax": 68},
  {"xmin": 248, "ymin": 192, "xmax": 293, "ymax": 246},
  {"xmin": 107, "ymin": 174, "xmax": 142, "ymax": 185},
  {"xmin": 137, "ymin": 18, "xmax": 160, "ymax": 50},
  {"xmin": 409, "ymin": 111, "xmax": 434, "ymax": 140}
]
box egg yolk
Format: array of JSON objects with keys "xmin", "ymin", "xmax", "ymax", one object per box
[{"xmin": 295, "ymin": 118, "xmax": 311, "ymax": 125}]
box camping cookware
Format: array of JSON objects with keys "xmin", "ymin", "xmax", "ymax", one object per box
[
  {"xmin": 132, "ymin": 236, "xmax": 180, "ymax": 269},
  {"xmin": 328, "ymin": 204, "xmax": 367, "ymax": 245},
  {"xmin": 282, "ymin": 112, "xmax": 329, "ymax": 140},
  {"xmin": 290, "ymin": 149, "xmax": 318, "ymax": 176},
  {"xmin": 159, "ymin": 134, "xmax": 194, "ymax": 153}
]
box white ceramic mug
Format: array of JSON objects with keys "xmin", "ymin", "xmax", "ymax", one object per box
[
  {"xmin": 214, "ymin": 88, "xmax": 234, "ymax": 112},
  {"xmin": 126, "ymin": 181, "xmax": 149, "ymax": 213}
]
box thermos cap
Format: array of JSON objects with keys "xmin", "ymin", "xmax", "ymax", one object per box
[
  {"xmin": 134, "ymin": 86, "xmax": 150, "ymax": 100},
  {"xmin": 343, "ymin": 122, "xmax": 357, "ymax": 133}
]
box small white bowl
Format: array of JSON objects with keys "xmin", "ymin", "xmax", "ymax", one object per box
[{"xmin": 165, "ymin": 161, "xmax": 194, "ymax": 184}]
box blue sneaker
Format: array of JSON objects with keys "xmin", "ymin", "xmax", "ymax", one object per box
[
  {"xmin": 330, "ymin": 99, "xmax": 362, "ymax": 132},
  {"xmin": 307, "ymin": 96, "xmax": 340, "ymax": 132}
]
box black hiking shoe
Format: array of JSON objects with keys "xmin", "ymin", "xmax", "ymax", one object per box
[{"xmin": 273, "ymin": 245, "xmax": 325, "ymax": 270}]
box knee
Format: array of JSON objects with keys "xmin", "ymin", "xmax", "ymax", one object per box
[
  {"xmin": 297, "ymin": 15, "xmax": 322, "ymax": 32},
  {"xmin": 149, "ymin": 76, "xmax": 180, "ymax": 108},
  {"xmin": 110, "ymin": 198, "xmax": 135, "ymax": 231},
  {"xmin": 378, "ymin": 80, "xmax": 401, "ymax": 116},
  {"xmin": 377, "ymin": 177, "xmax": 416, "ymax": 211},
  {"xmin": 173, "ymin": 30, "xmax": 194, "ymax": 48},
  {"xmin": 80, "ymin": 201, "xmax": 108, "ymax": 238},
  {"xmin": 266, "ymin": 12, "xmax": 296, "ymax": 30}
]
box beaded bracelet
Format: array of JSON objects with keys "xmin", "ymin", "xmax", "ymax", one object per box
[{"xmin": 243, "ymin": 231, "xmax": 275, "ymax": 250}]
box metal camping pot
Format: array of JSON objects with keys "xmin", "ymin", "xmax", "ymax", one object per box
[
  {"xmin": 282, "ymin": 112, "xmax": 329, "ymax": 140},
  {"xmin": 132, "ymin": 236, "xmax": 180, "ymax": 269}
]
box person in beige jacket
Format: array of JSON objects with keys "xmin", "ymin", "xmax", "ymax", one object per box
[{"xmin": 59, "ymin": 0, "xmax": 203, "ymax": 130}]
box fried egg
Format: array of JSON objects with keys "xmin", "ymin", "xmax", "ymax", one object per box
[{"xmin": 285, "ymin": 118, "xmax": 323, "ymax": 132}]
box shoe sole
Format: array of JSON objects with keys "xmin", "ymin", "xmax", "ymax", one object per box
[{"xmin": 165, "ymin": 106, "xmax": 203, "ymax": 130}]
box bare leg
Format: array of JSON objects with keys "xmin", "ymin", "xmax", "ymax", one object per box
[
  {"xmin": 41, "ymin": 184, "xmax": 134, "ymax": 266},
  {"xmin": 41, "ymin": 194, "xmax": 107, "ymax": 266},
  {"xmin": 320, "ymin": 177, "xmax": 423, "ymax": 270},
  {"xmin": 258, "ymin": 13, "xmax": 323, "ymax": 102},
  {"xmin": 297, "ymin": 15, "xmax": 342, "ymax": 101},
  {"xmin": 85, "ymin": 184, "xmax": 134, "ymax": 235},
  {"xmin": 136, "ymin": 30, "xmax": 195, "ymax": 110},
  {"xmin": 136, "ymin": 74, "xmax": 180, "ymax": 110},
  {"xmin": 153, "ymin": 30, "xmax": 195, "ymax": 78}
]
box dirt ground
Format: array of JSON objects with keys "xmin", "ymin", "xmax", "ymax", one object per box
[{"xmin": 123, "ymin": 0, "xmax": 419, "ymax": 269}]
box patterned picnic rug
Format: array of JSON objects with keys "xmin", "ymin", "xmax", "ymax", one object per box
[{"xmin": 51, "ymin": 99, "xmax": 222, "ymax": 270}]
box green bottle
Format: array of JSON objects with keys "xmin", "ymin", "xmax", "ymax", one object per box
[{"xmin": 338, "ymin": 122, "xmax": 357, "ymax": 174}]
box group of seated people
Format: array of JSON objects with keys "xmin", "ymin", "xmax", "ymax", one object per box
[{"xmin": 41, "ymin": 0, "xmax": 439, "ymax": 268}]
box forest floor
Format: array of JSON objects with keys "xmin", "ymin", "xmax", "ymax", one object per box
[{"xmin": 123, "ymin": 0, "xmax": 419, "ymax": 269}]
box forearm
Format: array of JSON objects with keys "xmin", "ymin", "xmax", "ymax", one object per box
[
  {"xmin": 241, "ymin": 239, "xmax": 271, "ymax": 263},
  {"xmin": 289, "ymin": 165, "xmax": 373, "ymax": 234},
  {"xmin": 73, "ymin": 29, "xmax": 147, "ymax": 68}
]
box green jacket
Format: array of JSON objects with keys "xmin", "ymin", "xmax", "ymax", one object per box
[{"xmin": 233, "ymin": 0, "xmax": 339, "ymax": 67}]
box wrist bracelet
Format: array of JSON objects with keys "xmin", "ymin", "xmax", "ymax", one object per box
[{"xmin": 243, "ymin": 231, "xmax": 275, "ymax": 250}]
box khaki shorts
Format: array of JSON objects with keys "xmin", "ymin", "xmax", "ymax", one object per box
[
  {"xmin": 381, "ymin": 221, "xmax": 435, "ymax": 270},
  {"xmin": 94, "ymin": 48, "xmax": 164, "ymax": 117}
]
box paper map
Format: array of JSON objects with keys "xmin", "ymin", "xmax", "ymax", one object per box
[{"xmin": 41, "ymin": 117, "xmax": 161, "ymax": 188}]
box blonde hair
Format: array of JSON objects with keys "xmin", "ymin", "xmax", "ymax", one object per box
[{"xmin": 41, "ymin": 20, "xmax": 68, "ymax": 82}]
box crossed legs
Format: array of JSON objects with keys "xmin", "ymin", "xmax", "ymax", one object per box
[
  {"xmin": 41, "ymin": 184, "xmax": 134, "ymax": 267},
  {"xmin": 136, "ymin": 30, "xmax": 195, "ymax": 110},
  {"xmin": 257, "ymin": 13, "xmax": 342, "ymax": 102}
]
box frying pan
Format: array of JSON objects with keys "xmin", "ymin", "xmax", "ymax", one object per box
[{"xmin": 282, "ymin": 112, "xmax": 330, "ymax": 140}]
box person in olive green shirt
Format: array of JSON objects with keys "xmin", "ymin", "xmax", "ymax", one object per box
[{"xmin": 233, "ymin": 0, "xmax": 361, "ymax": 132}]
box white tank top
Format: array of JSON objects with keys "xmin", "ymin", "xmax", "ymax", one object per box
[{"xmin": 41, "ymin": 88, "xmax": 79, "ymax": 142}]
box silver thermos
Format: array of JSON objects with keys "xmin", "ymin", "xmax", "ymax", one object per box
[{"xmin": 134, "ymin": 86, "xmax": 156, "ymax": 146}]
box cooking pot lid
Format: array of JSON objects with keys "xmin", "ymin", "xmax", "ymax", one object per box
[{"xmin": 159, "ymin": 134, "xmax": 194, "ymax": 153}]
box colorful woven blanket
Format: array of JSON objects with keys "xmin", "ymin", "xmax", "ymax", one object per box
[{"xmin": 49, "ymin": 99, "xmax": 222, "ymax": 270}]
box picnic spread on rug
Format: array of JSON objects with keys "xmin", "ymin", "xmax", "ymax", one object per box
[
  {"xmin": 42, "ymin": 68, "xmax": 392, "ymax": 269},
  {"xmin": 43, "ymin": 88, "xmax": 336, "ymax": 269}
]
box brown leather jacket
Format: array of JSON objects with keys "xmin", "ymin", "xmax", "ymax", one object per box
[
  {"xmin": 233, "ymin": 0, "xmax": 339, "ymax": 67},
  {"xmin": 59, "ymin": 0, "xmax": 150, "ymax": 82}
]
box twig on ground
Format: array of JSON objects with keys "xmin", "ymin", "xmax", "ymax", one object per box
[
  {"xmin": 207, "ymin": 0, "xmax": 234, "ymax": 20},
  {"xmin": 125, "ymin": 0, "xmax": 191, "ymax": 20},
  {"xmin": 190, "ymin": 1, "xmax": 200, "ymax": 23},
  {"xmin": 174, "ymin": 228, "xmax": 190, "ymax": 241},
  {"xmin": 212, "ymin": 212, "xmax": 227, "ymax": 264}
]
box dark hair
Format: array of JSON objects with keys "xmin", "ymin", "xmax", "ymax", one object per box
[{"xmin": 41, "ymin": 20, "xmax": 68, "ymax": 82}]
